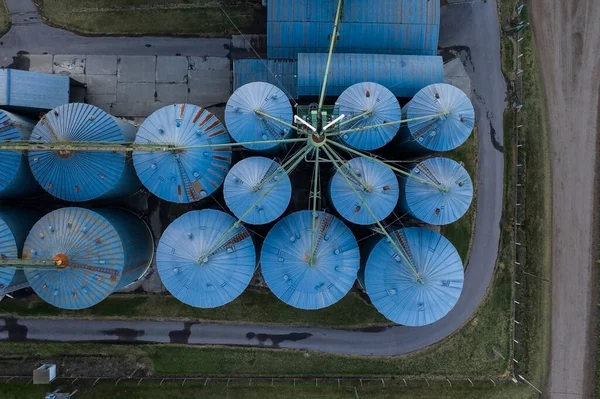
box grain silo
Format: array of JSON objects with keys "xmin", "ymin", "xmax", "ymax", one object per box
[
  {"xmin": 399, "ymin": 83, "xmax": 474, "ymax": 153},
  {"xmin": 0, "ymin": 110, "xmax": 40, "ymax": 198},
  {"xmin": 0, "ymin": 69, "xmax": 70, "ymax": 112},
  {"xmin": 23, "ymin": 208, "xmax": 153, "ymax": 310},
  {"xmin": 28, "ymin": 103, "xmax": 140, "ymax": 202},
  {"xmin": 0, "ymin": 209, "xmax": 41, "ymax": 296},
  {"xmin": 398, "ymin": 157, "xmax": 473, "ymax": 225},
  {"xmin": 261, "ymin": 210, "xmax": 359, "ymax": 310},
  {"xmin": 335, "ymin": 82, "xmax": 401, "ymax": 151},
  {"xmin": 225, "ymin": 82, "xmax": 293, "ymax": 151},
  {"xmin": 361, "ymin": 227, "xmax": 464, "ymax": 326},
  {"xmin": 156, "ymin": 209, "xmax": 256, "ymax": 308},
  {"xmin": 133, "ymin": 104, "xmax": 232, "ymax": 203},
  {"xmin": 223, "ymin": 156, "xmax": 291, "ymax": 225},
  {"xmin": 329, "ymin": 157, "xmax": 399, "ymax": 225}
]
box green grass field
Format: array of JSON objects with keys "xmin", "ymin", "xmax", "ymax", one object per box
[
  {"xmin": 36, "ymin": 0, "xmax": 266, "ymax": 36},
  {"xmin": 0, "ymin": 0, "xmax": 10, "ymax": 36}
]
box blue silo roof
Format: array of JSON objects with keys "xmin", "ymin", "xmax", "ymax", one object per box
[
  {"xmin": 29, "ymin": 103, "xmax": 140, "ymax": 202},
  {"xmin": 330, "ymin": 157, "xmax": 399, "ymax": 225},
  {"xmin": 0, "ymin": 216, "xmax": 22, "ymax": 295},
  {"xmin": 156, "ymin": 209, "xmax": 256, "ymax": 308},
  {"xmin": 0, "ymin": 69, "xmax": 70, "ymax": 111},
  {"xmin": 225, "ymin": 82, "xmax": 294, "ymax": 151},
  {"xmin": 0, "ymin": 110, "xmax": 40, "ymax": 198},
  {"xmin": 233, "ymin": 59, "xmax": 298, "ymax": 99},
  {"xmin": 224, "ymin": 157, "xmax": 291, "ymax": 225},
  {"xmin": 261, "ymin": 210, "xmax": 360, "ymax": 309},
  {"xmin": 404, "ymin": 83, "xmax": 475, "ymax": 152},
  {"xmin": 297, "ymin": 53, "xmax": 444, "ymax": 97},
  {"xmin": 336, "ymin": 82, "xmax": 401, "ymax": 150},
  {"xmin": 133, "ymin": 104, "xmax": 232, "ymax": 203},
  {"xmin": 363, "ymin": 227, "xmax": 464, "ymax": 326},
  {"xmin": 402, "ymin": 157, "xmax": 473, "ymax": 225},
  {"xmin": 23, "ymin": 208, "xmax": 153, "ymax": 310}
]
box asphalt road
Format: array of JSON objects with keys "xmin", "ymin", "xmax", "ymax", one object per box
[
  {"xmin": 530, "ymin": 1, "xmax": 600, "ymax": 398},
  {"xmin": 0, "ymin": 1, "xmax": 506, "ymax": 355}
]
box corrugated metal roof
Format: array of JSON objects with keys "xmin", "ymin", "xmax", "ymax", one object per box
[
  {"xmin": 233, "ymin": 59, "xmax": 298, "ymax": 99},
  {"xmin": 363, "ymin": 227, "xmax": 464, "ymax": 326},
  {"xmin": 400, "ymin": 157, "xmax": 473, "ymax": 225},
  {"xmin": 261, "ymin": 210, "xmax": 359, "ymax": 309},
  {"xmin": 156, "ymin": 209, "xmax": 256, "ymax": 308},
  {"xmin": 336, "ymin": 82, "xmax": 401, "ymax": 150},
  {"xmin": 401, "ymin": 83, "xmax": 475, "ymax": 152},
  {"xmin": 297, "ymin": 54, "xmax": 444, "ymax": 97},
  {"xmin": 0, "ymin": 209, "xmax": 40, "ymax": 295},
  {"xmin": 267, "ymin": 0, "xmax": 439, "ymax": 58},
  {"xmin": 225, "ymin": 82, "xmax": 293, "ymax": 151},
  {"xmin": 0, "ymin": 69, "xmax": 70, "ymax": 111},
  {"xmin": 133, "ymin": 104, "xmax": 232, "ymax": 203},
  {"xmin": 329, "ymin": 157, "xmax": 399, "ymax": 225},
  {"xmin": 23, "ymin": 208, "xmax": 153, "ymax": 310},
  {"xmin": 0, "ymin": 110, "xmax": 40, "ymax": 197},
  {"xmin": 224, "ymin": 157, "xmax": 291, "ymax": 225},
  {"xmin": 29, "ymin": 103, "xmax": 140, "ymax": 202}
]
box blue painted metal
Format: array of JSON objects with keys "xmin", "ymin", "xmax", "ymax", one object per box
[
  {"xmin": 0, "ymin": 208, "xmax": 41, "ymax": 295},
  {"xmin": 0, "ymin": 69, "xmax": 70, "ymax": 111},
  {"xmin": 267, "ymin": 0, "xmax": 440, "ymax": 59},
  {"xmin": 0, "ymin": 110, "xmax": 40, "ymax": 197},
  {"xmin": 156, "ymin": 209, "xmax": 256, "ymax": 308},
  {"xmin": 336, "ymin": 82, "xmax": 401, "ymax": 150},
  {"xmin": 297, "ymin": 54, "xmax": 444, "ymax": 97},
  {"xmin": 224, "ymin": 157, "xmax": 291, "ymax": 225},
  {"xmin": 23, "ymin": 208, "xmax": 154, "ymax": 310},
  {"xmin": 399, "ymin": 157, "xmax": 473, "ymax": 225},
  {"xmin": 225, "ymin": 82, "xmax": 293, "ymax": 151},
  {"xmin": 29, "ymin": 103, "xmax": 140, "ymax": 202},
  {"xmin": 329, "ymin": 157, "xmax": 399, "ymax": 225},
  {"xmin": 233, "ymin": 59, "xmax": 298, "ymax": 99},
  {"xmin": 400, "ymin": 83, "xmax": 475, "ymax": 152},
  {"xmin": 261, "ymin": 210, "xmax": 359, "ymax": 309},
  {"xmin": 134, "ymin": 104, "xmax": 232, "ymax": 203},
  {"xmin": 362, "ymin": 227, "xmax": 464, "ymax": 326}
]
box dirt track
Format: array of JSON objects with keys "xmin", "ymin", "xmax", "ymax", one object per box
[{"xmin": 530, "ymin": 1, "xmax": 600, "ymax": 398}]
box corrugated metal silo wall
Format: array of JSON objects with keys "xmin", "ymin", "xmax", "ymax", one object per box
[
  {"xmin": 103, "ymin": 119, "xmax": 142, "ymax": 199},
  {"xmin": 396, "ymin": 105, "xmax": 432, "ymax": 154},
  {"xmin": 267, "ymin": 0, "xmax": 439, "ymax": 59},
  {"xmin": 297, "ymin": 54, "xmax": 444, "ymax": 97},
  {"xmin": 94, "ymin": 208, "xmax": 154, "ymax": 289},
  {"xmin": 233, "ymin": 59, "xmax": 298, "ymax": 99},
  {"xmin": 397, "ymin": 162, "xmax": 418, "ymax": 218},
  {"xmin": 0, "ymin": 110, "xmax": 41, "ymax": 197},
  {"xmin": 0, "ymin": 69, "xmax": 70, "ymax": 112}
]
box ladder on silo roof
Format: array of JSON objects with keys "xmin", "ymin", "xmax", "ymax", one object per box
[
  {"xmin": 175, "ymin": 157, "xmax": 202, "ymax": 202},
  {"xmin": 258, "ymin": 161, "xmax": 280, "ymax": 186},
  {"xmin": 411, "ymin": 117, "xmax": 443, "ymax": 141},
  {"xmin": 312, "ymin": 214, "xmax": 332, "ymax": 255},
  {"xmin": 393, "ymin": 230, "xmax": 415, "ymax": 267},
  {"xmin": 207, "ymin": 229, "xmax": 251, "ymax": 257},
  {"xmin": 415, "ymin": 162, "xmax": 442, "ymax": 187}
]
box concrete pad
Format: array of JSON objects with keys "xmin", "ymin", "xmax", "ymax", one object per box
[
  {"xmin": 156, "ymin": 83, "xmax": 188, "ymax": 104},
  {"xmin": 188, "ymin": 70, "xmax": 231, "ymax": 105},
  {"xmin": 156, "ymin": 56, "xmax": 189, "ymax": 83},
  {"xmin": 69, "ymin": 74, "xmax": 86, "ymax": 85},
  {"xmin": 85, "ymin": 74, "xmax": 117, "ymax": 95},
  {"xmin": 111, "ymin": 101, "xmax": 163, "ymax": 118},
  {"xmin": 23, "ymin": 54, "xmax": 53, "ymax": 73},
  {"xmin": 444, "ymin": 58, "xmax": 472, "ymax": 99},
  {"xmin": 189, "ymin": 56, "xmax": 230, "ymax": 71},
  {"xmin": 117, "ymin": 82, "xmax": 155, "ymax": 103},
  {"xmin": 53, "ymin": 54, "xmax": 85, "ymax": 75},
  {"xmin": 86, "ymin": 94, "xmax": 117, "ymax": 110},
  {"xmin": 86, "ymin": 55, "xmax": 118, "ymax": 75},
  {"xmin": 118, "ymin": 55, "xmax": 156, "ymax": 83}
]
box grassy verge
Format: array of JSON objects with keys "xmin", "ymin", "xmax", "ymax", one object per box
[
  {"xmin": 441, "ymin": 129, "xmax": 478, "ymax": 263},
  {"xmin": 35, "ymin": 0, "xmax": 266, "ymax": 36},
  {"xmin": 499, "ymin": 0, "xmax": 552, "ymax": 391},
  {"xmin": 0, "ymin": 0, "xmax": 10, "ymax": 36},
  {"xmin": 0, "ymin": 290, "xmax": 390, "ymax": 329}
]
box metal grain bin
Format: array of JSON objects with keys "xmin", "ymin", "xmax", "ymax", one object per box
[
  {"xmin": 225, "ymin": 82, "xmax": 293, "ymax": 151},
  {"xmin": 224, "ymin": 156, "xmax": 291, "ymax": 225},
  {"xmin": 0, "ymin": 208, "xmax": 41, "ymax": 296},
  {"xmin": 23, "ymin": 208, "xmax": 153, "ymax": 310},
  {"xmin": 28, "ymin": 103, "xmax": 140, "ymax": 202},
  {"xmin": 362, "ymin": 227, "xmax": 464, "ymax": 326},
  {"xmin": 0, "ymin": 110, "xmax": 40, "ymax": 198},
  {"xmin": 156, "ymin": 209, "xmax": 256, "ymax": 308},
  {"xmin": 261, "ymin": 210, "xmax": 359, "ymax": 310},
  {"xmin": 133, "ymin": 104, "xmax": 232, "ymax": 203},
  {"xmin": 398, "ymin": 157, "xmax": 473, "ymax": 225},
  {"xmin": 335, "ymin": 82, "xmax": 401, "ymax": 150},
  {"xmin": 0, "ymin": 69, "xmax": 70, "ymax": 112},
  {"xmin": 399, "ymin": 83, "xmax": 475, "ymax": 153},
  {"xmin": 329, "ymin": 157, "xmax": 399, "ymax": 225}
]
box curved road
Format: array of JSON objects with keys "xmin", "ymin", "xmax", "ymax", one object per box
[{"xmin": 0, "ymin": 1, "xmax": 506, "ymax": 355}]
